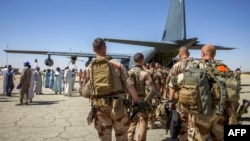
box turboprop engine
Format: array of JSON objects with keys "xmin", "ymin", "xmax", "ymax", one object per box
[{"xmin": 44, "ymin": 55, "xmax": 54, "ymax": 67}]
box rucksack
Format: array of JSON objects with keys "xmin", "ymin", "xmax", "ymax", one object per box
[
  {"xmin": 175, "ymin": 60, "xmax": 240, "ymax": 115},
  {"xmin": 91, "ymin": 57, "xmax": 113, "ymax": 95},
  {"xmin": 128, "ymin": 66, "xmax": 145, "ymax": 96},
  {"xmin": 208, "ymin": 62, "xmax": 240, "ymax": 102},
  {"xmin": 176, "ymin": 64, "xmax": 213, "ymax": 116}
]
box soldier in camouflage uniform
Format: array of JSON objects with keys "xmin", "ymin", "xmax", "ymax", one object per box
[
  {"xmin": 84, "ymin": 38, "xmax": 140, "ymax": 141},
  {"xmin": 186, "ymin": 44, "xmax": 236, "ymax": 140},
  {"xmin": 127, "ymin": 53, "xmax": 157, "ymax": 141},
  {"xmin": 167, "ymin": 46, "xmax": 192, "ymax": 141},
  {"xmin": 146, "ymin": 62, "xmax": 161, "ymax": 129},
  {"xmin": 161, "ymin": 66, "xmax": 169, "ymax": 99}
]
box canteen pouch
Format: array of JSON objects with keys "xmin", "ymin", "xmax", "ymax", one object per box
[
  {"xmin": 80, "ymin": 81, "xmax": 92, "ymax": 98},
  {"xmin": 111, "ymin": 97, "xmax": 124, "ymax": 117}
]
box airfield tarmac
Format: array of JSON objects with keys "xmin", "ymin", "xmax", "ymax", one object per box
[{"xmin": 0, "ymin": 74, "xmax": 250, "ymax": 141}]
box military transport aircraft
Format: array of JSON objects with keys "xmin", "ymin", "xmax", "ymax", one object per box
[{"xmin": 3, "ymin": 0, "xmax": 234, "ymax": 70}]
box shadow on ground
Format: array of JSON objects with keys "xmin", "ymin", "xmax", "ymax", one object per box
[
  {"xmin": 239, "ymin": 117, "xmax": 250, "ymax": 122},
  {"xmin": 29, "ymin": 100, "xmax": 65, "ymax": 105},
  {"xmin": 162, "ymin": 137, "xmax": 179, "ymax": 141},
  {"xmin": 241, "ymin": 84, "xmax": 250, "ymax": 86}
]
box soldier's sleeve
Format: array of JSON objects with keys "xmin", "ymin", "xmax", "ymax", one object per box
[
  {"xmin": 167, "ymin": 62, "xmax": 182, "ymax": 88},
  {"xmin": 117, "ymin": 63, "xmax": 129, "ymax": 82}
]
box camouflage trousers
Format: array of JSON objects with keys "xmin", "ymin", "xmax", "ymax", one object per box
[
  {"xmin": 187, "ymin": 110, "xmax": 226, "ymax": 141},
  {"xmin": 148, "ymin": 98, "xmax": 159, "ymax": 129},
  {"xmin": 94, "ymin": 105, "xmax": 130, "ymax": 141},
  {"xmin": 176, "ymin": 104, "xmax": 188, "ymax": 141},
  {"xmin": 128, "ymin": 112, "xmax": 148, "ymax": 141}
]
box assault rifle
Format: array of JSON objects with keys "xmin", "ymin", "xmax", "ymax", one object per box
[
  {"xmin": 130, "ymin": 89, "xmax": 160, "ymax": 120},
  {"xmin": 237, "ymin": 99, "xmax": 250, "ymax": 124},
  {"xmin": 87, "ymin": 104, "xmax": 97, "ymax": 125}
]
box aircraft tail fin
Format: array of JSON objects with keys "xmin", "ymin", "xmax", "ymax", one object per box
[{"xmin": 161, "ymin": 0, "xmax": 186, "ymax": 42}]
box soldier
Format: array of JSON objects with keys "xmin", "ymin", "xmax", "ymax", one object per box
[
  {"xmin": 147, "ymin": 62, "xmax": 162, "ymax": 129},
  {"xmin": 167, "ymin": 46, "xmax": 192, "ymax": 141},
  {"xmin": 127, "ymin": 53, "xmax": 157, "ymax": 141},
  {"xmin": 83, "ymin": 38, "xmax": 139, "ymax": 141},
  {"xmin": 161, "ymin": 65, "xmax": 169, "ymax": 99},
  {"xmin": 171, "ymin": 44, "xmax": 238, "ymax": 140}
]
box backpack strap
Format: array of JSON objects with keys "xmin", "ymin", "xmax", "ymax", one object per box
[{"xmin": 206, "ymin": 69, "xmax": 226, "ymax": 115}]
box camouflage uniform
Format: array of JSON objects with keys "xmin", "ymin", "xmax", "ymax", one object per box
[
  {"xmin": 167, "ymin": 58, "xmax": 194, "ymax": 141},
  {"xmin": 174, "ymin": 60, "xmax": 233, "ymax": 141},
  {"xmin": 147, "ymin": 67, "xmax": 161, "ymax": 129},
  {"xmin": 127, "ymin": 65, "xmax": 156, "ymax": 141},
  {"xmin": 156, "ymin": 101, "xmax": 168, "ymax": 129},
  {"xmin": 85, "ymin": 57, "xmax": 130, "ymax": 141},
  {"xmin": 161, "ymin": 66, "xmax": 169, "ymax": 99}
]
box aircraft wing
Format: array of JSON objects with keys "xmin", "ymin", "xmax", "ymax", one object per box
[
  {"xmin": 188, "ymin": 44, "xmax": 236, "ymax": 50},
  {"xmin": 104, "ymin": 38, "xmax": 235, "ymax": 52},
  {"xmin": 3, "ymin": 49, "xmax": 132, "ymax": 59},
  {"xmin": 104, "ymin": 38, "xmax": 177, "ymax": 50}
]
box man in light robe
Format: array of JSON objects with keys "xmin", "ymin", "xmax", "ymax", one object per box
[
  {"xmin": 64, "ymin": 66, "xmax": 72, "ymax": 96},
  {"xmin": 1, "ymin": 65, "xmax": 8, "ymax": 95},
  {"xmin": 28, "ymin": 67, "xmax": 35, "ymax": 103},
  {"xmin": 44, "ymin": 69, "xmax": 50, "ymax": 88},
  {"xmin": 34, "ymin": 67, "xmax": 42, "ymax": 95},
  {"xmin": 53, "ymin": 67, "xmax": 62, "ymax": 94}
]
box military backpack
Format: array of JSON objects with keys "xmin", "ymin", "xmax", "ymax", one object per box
[
  {"xmin": 128, "ymin": 65, "xmax": 146, "ymax": 97},
  {"xmin": 91, "ymin": 57, "xmax": 114, "ymax": 95},
  {"xmin": 173, "ymin": 60, "xmax": 240, "ymax": 115}
]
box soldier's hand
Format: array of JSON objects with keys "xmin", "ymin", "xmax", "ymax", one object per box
[{"xmin": 169, "ymin": 101, "xmax": 174, "ymax": 110}]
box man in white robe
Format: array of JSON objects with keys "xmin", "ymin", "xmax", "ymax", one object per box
[
  {"xmin": 64, "ymin": 66, "xmax": 72, "ymax": 96},
  {"xmin": 34, "ymin": 67, "xmax": 42, "ymax": 95},
  {"xmin": 1, "ymin": 65, "xmax": 8, "ymax": 95}
]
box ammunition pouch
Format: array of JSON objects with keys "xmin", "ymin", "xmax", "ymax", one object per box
[
  {"xmin": 178, "ymin": 85, "xmax": 198, "ymax": 106},
  {"xmin": 178, "ymin": 85, "xmax": 201, "ymax": 114},
  {"xmin": 92, "ymin": 97, "xmax": 112, "ymax": 107}
]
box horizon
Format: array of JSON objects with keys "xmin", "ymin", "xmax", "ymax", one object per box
[{"xmin": 1, "ymin": 0, "xmax": 249, "ymax": 71}]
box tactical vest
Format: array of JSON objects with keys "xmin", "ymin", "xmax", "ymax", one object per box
[
  {"xmin": 128, "ymin": 65, "xmax": 146, "ymax": 97},
  {"xmin": 90, "ymin": 56, "xmax": 125, "ymax": 96}
]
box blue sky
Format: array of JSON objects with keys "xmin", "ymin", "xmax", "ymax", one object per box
[{"xmin": 0, "ymin": 0, "xmax": 249, "ymax": 71}]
